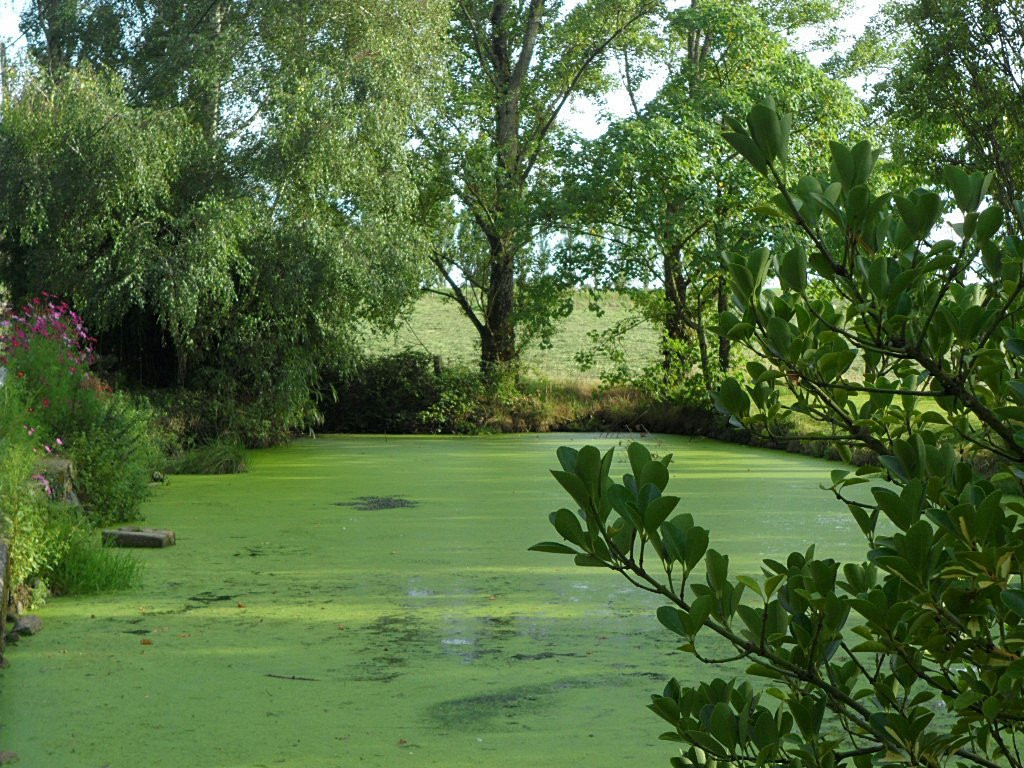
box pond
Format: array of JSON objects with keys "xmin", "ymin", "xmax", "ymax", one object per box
[{"xmin": 0, "ymin": 433, "xmax": 863, "ymax": 767}]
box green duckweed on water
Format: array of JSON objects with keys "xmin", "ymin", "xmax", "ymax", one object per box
[{"xmin": 0, "ymin": 434, "xmax": 862, "ymax": 767}]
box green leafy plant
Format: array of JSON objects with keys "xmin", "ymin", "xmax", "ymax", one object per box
[
  {"xmin": 69, "ymin": 393, "xmax": 160, "ymax": 524},
  {"xmin": 536, "ymin": 101, "xmax": 1024, "ymax": 768}
]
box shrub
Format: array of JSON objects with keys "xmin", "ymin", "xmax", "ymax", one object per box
[
  {"xmin": 2, "ymin": 296, "xmax": 161, "ymax": 524},
  {"xmin": 321, "ymin": 351, "xmax": 486, "ymax": 434},
  {"xmin": 0, "ymin": 294, "xmax": 99, "ymax": 441},
  {"xmin": 0, "ymin": 376, "xmax": 54, "ymax": 586},
  {"xmin": 536, "ymin": 103, "xmax": 1024, "ymax": 768},
  {"xmin": 420, "ymin": 365, "xmax": 486, "ymax": 433},
  {"xmin": 0, "ymin": 434, "xmax": 52, "ymax": 590},
  {"xmin": 69, "ymin": 393, "xmax": 160, "ymax": 523}
]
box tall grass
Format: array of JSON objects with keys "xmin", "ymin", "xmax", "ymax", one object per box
[
  {"xmin": 42, "ymin": 521, "xmax": 142, "ymax": 596},
  {"xmin": 164, "ymin": 438, "xmax": 248, "ymax": 475}
]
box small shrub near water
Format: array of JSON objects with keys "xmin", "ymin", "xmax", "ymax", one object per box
[{"xmin": 69, "ymin": 393, "xmax": 161, "ymax": 523}]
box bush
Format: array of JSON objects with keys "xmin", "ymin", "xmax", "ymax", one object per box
[
  {"xmin": 321, "ymin": 351, "xmax": 485, "ymax": 434},
  {"xmin": 69, "ymin": 393, "xmax": 160, "ymax": 523},
  {"xmin": 0, "ymin": 437, "xmax": 52, "ymax": 590},
  {"xmin": 536, "ymin": 103, "xmax": 1024, "ymax": 768},
  {"xmin": 2, "ymin": 296, "xmax": 161, "ymax": 524}
]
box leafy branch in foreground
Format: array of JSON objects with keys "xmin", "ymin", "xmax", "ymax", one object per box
[{"xmin": 535, "ymin": 100, "xmax": 1024, "ymax": 768}]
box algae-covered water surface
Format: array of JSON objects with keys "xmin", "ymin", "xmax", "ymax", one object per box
[{"xmin": 0, "ymin": 434, "xmax": 862, "ymax": 767}]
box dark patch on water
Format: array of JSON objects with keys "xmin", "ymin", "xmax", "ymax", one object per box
[
  {"xmin": 510, "ymin": 652, "xmax": 581, "ymax": 661},
  {"xmin": 428, "ymin": 680, "xmax": 592, "ymax": 728},
  {"xmin": 187, "ymin": 592, "xmax": 235, "ymax": 604},
  {"xmin": 365, "ymin": 613, "xmax": 425, "ymax": 646},
  {"xmin": 333, "ymin": 496, "xmax": 418, "ymax": 511},
  {"xmin": 233, "ymin": 544, "xmax": 311, "ymax": 558}
]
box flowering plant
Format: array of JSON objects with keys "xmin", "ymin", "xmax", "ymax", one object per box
[{"xmin": 0, "ymin": 294, "xmax": 104, "ymax": 443}]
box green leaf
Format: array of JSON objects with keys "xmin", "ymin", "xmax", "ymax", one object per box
[
  {"xmin": 851, "ymin": 140, "xmax": 876, "ymax": 187},
  {"xmin": 723, "ymin": 131, "xmax": 768, "ymax": 175},
  {"xmin": 657, "ymin": 605, "xmax": 688, "ymax": 637},
  {"xmin": 778, "ymin": 246, "xmax": 807, "ymax": 293},
  {"xmin": 627, "ymin": 441, "xmax": 652, "ymax": 480},
  {"xmin": 551, "ymin": 470, "xmax": 591, "ymax": 511},
  {"xmin": 976, "ymin": 205, "xmax": 1003, "ymax": 241},
  {"xmin": 551, "ymin": 508, "xmax": 586, "ymax": 546},
  {"xmin": 715, "ymin": 378, "xmax": 750, "ymax": 418},
  {"xmin": 736, "ymin": 574, "xmax": 763, "ymax": 599},
  {"xmin": 570, "ymin": 450, "xmax": 599, "ymax": 502},
  {"xmin": 644, "ymin": 495, "xmax": 680, "ymax": 532},
  {"xmin": 639, "ymin": 460, "xmax": 670, "ymax": 493},
  {"xmin": 684, "ymin": 526, "xmax": 710, "ymax": 570},
  {"xmin": 556, "ymin": 446, "xmax": 578, "ymax": 473},
  {"xmin": 748, "ymin": 103, "xmax": 783, "ymax": 164},
  {"xmin": 529, "ymin": 542, "xmax": 579, "ymax": 555},
  {"xmin": 705, "ymin": 549, "xmax": 729, "ymax": 593},
  {"xmin": 1001, "ymin": 589, "xmax": 1024, "ymax": 617}
]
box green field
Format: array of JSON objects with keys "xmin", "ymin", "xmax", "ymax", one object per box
[
  {"xmin": 371, "ymin": 292, "xmax": 661, "ymax": 383},
  {"xmin": 0, "ymin": 434, "xmax": 862, "ymax": 767}
]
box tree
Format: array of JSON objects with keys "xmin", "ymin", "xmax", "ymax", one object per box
[
  {"xmin": 2, "ymin": 1, "xmax": 448, "ymax": 441},
  {"xmin": 560, "ymin": 0, "xmax": 862, "ymax": 396},
  {"xmin": 416, "ymin": 0, "xmax": 661, "ymax": 382},
  {"xmin": 535, "ymin": 101, "xmax": 1024, "ymax": 768},
  {"xmin": 870, "ymin": 0, "xmax": 1024, "ymax": 234}
]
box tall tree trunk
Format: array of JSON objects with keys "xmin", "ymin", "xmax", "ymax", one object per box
[
  {"xmin": 482, "ymin": 232, "xmax": 517, "ymax": 378},
  {"xmin": 694, "ymin": 292, "xmax": 711, "ymax": 388},
  {"xmin": 195, "ymin": 0, "xmax": 224, "ymax": 140},
  {"xmin": 663, "ymin": 243, "xmax": 689, "ymax": 373}
]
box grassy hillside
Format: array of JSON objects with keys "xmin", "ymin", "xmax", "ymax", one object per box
[{"xmin": 368, "ymin": 292, "xmax": 661, "ymax": 383}]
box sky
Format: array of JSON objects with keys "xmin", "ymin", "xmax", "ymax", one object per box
[{"xmin": 0, "ymin": 0, "xmax": 883, "ymax": 138}]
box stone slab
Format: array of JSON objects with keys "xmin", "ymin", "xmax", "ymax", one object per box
[
  {"xmin": 101, "ymin": 528, "xmax": 176, "ymax": 548},
  {"xmin": 12, "ymin": 615, "xmax": 41, "ymax": 637}
]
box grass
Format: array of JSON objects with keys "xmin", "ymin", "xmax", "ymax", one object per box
[
  {"xmin": 371, "ymin": 291, "xmax": 661, "ymax": 383},
  {"xmin": 41, "ymin": 522, "xmax": 143, "ymax": 596},
  {"xmin": 164, "ymin": 438, "xmax": 248, "ymax": 475},
  {"xmin": 0, "ymin": 434, "xmax": 863, "ymax": 767}
]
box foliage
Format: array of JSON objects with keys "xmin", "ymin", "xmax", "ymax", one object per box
[
  {"xmin": 3, "ymin": 2, "xmax": 449, "ymax": 441},
  {"xmin": 0, "ymin": 386, "xmax": 53, "ymax": 589},
  {"xmin": 537, "ymin": 102, "xmax": 1024, "ymax": 768},
  {"xmin": 39, "ymin": 513, "xmax": 143, "ymax": 596},
  {"xmin": 869, "ymin": 0, "xmax": 1024, "ymax": 231},
  {"xmin": 69, "ymin": 392, "xmax": 160, "ymax": 523},
  {"xmin": 560, "ymin": 0, "xmax": 863, "ymax": 395},
  {"xmin": 0, "ymin": 294, "xmax": 100, "ymax": 441}
]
